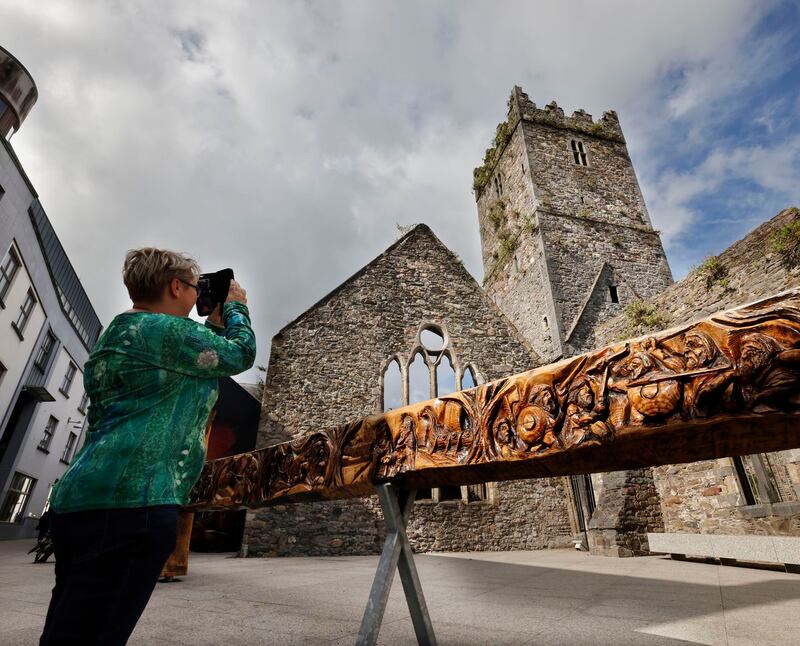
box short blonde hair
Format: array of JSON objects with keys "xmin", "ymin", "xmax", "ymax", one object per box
[{"xmin": 123, "ymin": 248, "xmax": 200, "ymax": 302}]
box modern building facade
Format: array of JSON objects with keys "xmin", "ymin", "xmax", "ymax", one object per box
[{"xmin": 0, "ymin": 46, "xmax": 102, "ymax": 539}]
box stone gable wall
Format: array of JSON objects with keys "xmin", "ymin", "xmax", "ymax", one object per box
[
  {"xmin": 407, "ymin": 479, "xmax": 574, "ymax": 552},
  {"xmin": 246, "ymin": 225, "xmax": 574, "ymax": 556},
  {"xmin": 259, "ymin": 225, "xmax": 536, "ymax": 447}
]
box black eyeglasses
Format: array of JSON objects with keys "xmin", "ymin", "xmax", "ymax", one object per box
[{"xmin": 178, "ymin": 278, "xmax": 199, "ymax": 291}]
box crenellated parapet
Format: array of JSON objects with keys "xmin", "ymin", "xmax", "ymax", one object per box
[
  {"xmin": 508, "ymin": 85, "xmax": 625, "ymax": 143},
  {"xmin": 473, "ymin": 86, "xmax": 624, "ymax": 197}
]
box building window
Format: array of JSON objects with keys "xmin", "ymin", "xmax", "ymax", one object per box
[
  {"xmin": 467, "ymin": 483, "xmax": 488, "ymax": 502},
  {"xmin": 571, "ymin": 139, "xmax": 588, "ymax": 166},
  {"xmin": 461, "ymin": 365, "xmax": 477, "ymax": 390},
  {"xmin": 34, "ymin": 331, "xmax": 57, "ymax": 371},
  {"xmin": 12, "ymin": 288, "xmax": 37, "ymax": 337},
  {"xmin": 0, "ymin": 245, "xmax": 20, "ymax": 305},
  {"xmin": 493, "ymin": 174, "xmax": 504, "ymax": 198},
  {"xmin": 732, "ymin": 454, "xmax": 790, "ymax": 505},
  {"xmin": 380, "ymin": 324, "xmax": 488, "ymax": 503},
  {"xmin": 609, "ymin": 285, "xmax": 619, "ymax": 303},
  {"xmin": 0, "ymin": 472, "xmax": 37, "ymax": 523},
  {"xmin": 38, "ymin": 416, "xmax": 58, "ymax": 452},
  {"xmin": 61, "ymin": 432, "xmax": 78, "ymax": 464},
  {"xmin": 42, "ymin": 483, "xmax": 56, "ymax": 514},
  {"xmin": 78, "ymin": 391, "xmax": 90, "ymax": 414},
  {"xmin": 56, "ymin": 285, "xmax": 91, "ymax": 347},
  {"xmin": 0, "ymin": 360, "xmax": 6, "ymax": 385},
  {"xmin": 438, "ymin": 486, "xmax": 463, "ymax": 501},
  {"xmin": 60, "ymin": 362, "xmax": 77, "ymax": 396}
]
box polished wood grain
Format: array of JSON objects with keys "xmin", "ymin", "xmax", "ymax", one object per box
[{"xmin": 187, "ymin": 290, "xmax": 800, "ymax": 511}]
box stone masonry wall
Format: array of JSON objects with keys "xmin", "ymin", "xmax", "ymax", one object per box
[
  {"xmin": 588, "ymin": 469, "xmax": 665, "ymax": 557},
  {"xmin": 477, "ymin": 87, "xmax": 673, "ymax": 556},
  {"xmin": 483, "ymin": 210, "xmax": 561, "ymax": 363},
  {"xmin": 477, "ymin": 112, "xmax": 563, "ymax": 363},
  {"xmin": 407, "ymin": 479, "xmax": 573, "ymax": 551},
  {"xmin": 258, "ymin": 224, "xmax": 537, "ymax": 445},
  {"xmin": 595, "ymin": 206, "xmax": 800, "ymax": 537},
  {"xmin": 246, "ymin": 224, "xmax": 575, "ymax": 556},
  {"xmin": 538, "ymin": 211, "xmax": 672, "ymax": 356},
  {"xmin": 477, "ymin": 87, "xmax": 673, "ymax": 365}
]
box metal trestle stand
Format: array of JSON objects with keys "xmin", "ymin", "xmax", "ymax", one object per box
[{"xmin": 356, "ymin": 483, "xmax": 436, "ymax": 646}]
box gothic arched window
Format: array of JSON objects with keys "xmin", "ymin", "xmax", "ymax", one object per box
[
  {"xmin": 408, "ymin": 351, "xmax": 431, "ymax": 404},
  {"xmin": 461, "ymin": 365, "xmax": 477, "ymax": 390},
  {"xmin": 436, "ymin": 354, "xmax": 456, "ymax": 397},
  {"xmin": 379, "ymin": 323, "xmax": 490, "ymax": 503},
  {"xmin": 381, "ymin": 358, "xmax": 403, "ymax": 411}
]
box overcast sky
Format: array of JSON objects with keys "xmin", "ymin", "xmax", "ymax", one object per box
[{"xmin": 3, "ymin": 1, "xmax": 799, "ymax": 382}]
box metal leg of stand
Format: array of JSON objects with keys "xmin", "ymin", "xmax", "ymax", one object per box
[{"xmin": 356, "ymin": 483, "xmax": 437, "ymax": 646}]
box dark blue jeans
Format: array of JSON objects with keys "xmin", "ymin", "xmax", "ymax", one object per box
[{"xmin": 40, "ymin": 506, "xmax": 178, "ymax": 646}]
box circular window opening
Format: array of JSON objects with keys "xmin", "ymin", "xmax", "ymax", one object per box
[{"xmin": 420, "ymin": 327, "xmax": 445, "ymax": 352}]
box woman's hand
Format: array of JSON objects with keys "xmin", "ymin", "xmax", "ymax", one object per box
[
  {"xmin": 226, "ymin": 280, "xmax": 247, "ymax": 305},
  {"xmin": 206, "ymin": 304, "xmax": 224, "ymax": 328}
]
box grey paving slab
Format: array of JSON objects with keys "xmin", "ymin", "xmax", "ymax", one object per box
[
  {"xmin": 2, "ymin": 539, "xmax": 800, "ymax": 645},
  {"xmin": 0, "ymin": 627, "xmax": 45, "ymax": 646}
]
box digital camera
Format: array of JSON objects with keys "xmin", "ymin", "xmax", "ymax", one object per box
[{"xmin": 195, "ymin": 268, "xmax": 234, "ymax": 316}]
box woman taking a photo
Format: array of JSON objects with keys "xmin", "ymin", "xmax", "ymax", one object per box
[{"xmin": 40, "ymin": 248, "xmax": 256, "ymax": 646}]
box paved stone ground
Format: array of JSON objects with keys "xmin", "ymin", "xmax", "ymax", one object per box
[{"xmin": 2, "ymin": 539, "xmax": 799, "ymax": 645}]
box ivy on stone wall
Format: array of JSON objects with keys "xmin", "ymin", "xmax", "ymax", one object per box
[{"xmin": 472, "ymin": 121, "xmax": 514, "ymax": 196}]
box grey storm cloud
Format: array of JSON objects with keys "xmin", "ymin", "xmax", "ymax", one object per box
[{"xmin": 0, "ymin": 0, "xmax": 790, "ymax": 382}]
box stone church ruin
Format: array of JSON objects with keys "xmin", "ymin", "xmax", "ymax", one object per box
[{"xmin": 242, "ymin": 86, "xmax": 800, "ymax": 558}]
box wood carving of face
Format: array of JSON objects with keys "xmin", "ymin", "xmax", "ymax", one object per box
[{"xmin": 685, "ymin": 331, "xmax": 717, "ymax": 370}]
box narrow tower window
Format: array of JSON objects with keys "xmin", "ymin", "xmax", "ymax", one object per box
[
  {"xmin": 493, "ymin": 174, "xmax": 504, "ymax": 197},
  {"xmin": 609, "ymin": 285, "xmax": 619, "ymax": 304},
  {"xmin": 571, "ymin": 140, "xmax": 588, "ymax": 166}
]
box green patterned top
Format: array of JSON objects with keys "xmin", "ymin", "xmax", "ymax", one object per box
[{"xmin": 51, "ymin": 301, "xmax": 256, "ymax": 513}]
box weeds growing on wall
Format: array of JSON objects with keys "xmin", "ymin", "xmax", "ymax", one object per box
[
  {"xmin": 623, "ymin": 300, "xmax": 669, "ymax": 338},
  {"xmin": 768, "ymin": 214, "xmax": 800, "ymax": 268},
  {"xmin": 696, "ymin": 255, "xmax": 729, "ymax": 291}
]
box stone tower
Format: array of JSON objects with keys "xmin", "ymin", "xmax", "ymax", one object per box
[
  {"xmin": 476, "ymin": 86, "xmax": 673, "ymax": 360},
  {"xmin": 475, "ymin": 87, "xmax": 674, "ymax": 556}
]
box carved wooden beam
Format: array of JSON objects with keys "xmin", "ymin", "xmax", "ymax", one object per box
[{"xmin": 188, "ymin": 290, "xmax": 800, "ymax": 510}]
